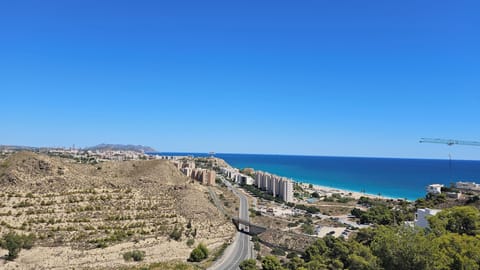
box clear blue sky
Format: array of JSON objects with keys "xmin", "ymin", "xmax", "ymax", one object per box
[{"xmin": 1, "ymin": 1, "xmax": 479, "ymax": 159}]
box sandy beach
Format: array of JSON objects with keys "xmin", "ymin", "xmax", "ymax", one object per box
[{"xmin": 299, "ymin": 182, "xmax": 402, "ymax": 201}]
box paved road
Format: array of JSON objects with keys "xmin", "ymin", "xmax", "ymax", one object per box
[{"xmin": 209, "ymin": 180, "xmax": 253, "ymax": 270}]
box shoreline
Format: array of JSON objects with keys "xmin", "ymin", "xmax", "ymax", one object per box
[
  {"xmin": 297, "ymin": 182, "xmax": 402, "ymax": 201},
  {"xmin": 153, "ymin": 155, "xmax": 413, "ymax": 202},
  {"xmin": 214, "ymin": 157, "xmax": 404, "ymax": 202}
]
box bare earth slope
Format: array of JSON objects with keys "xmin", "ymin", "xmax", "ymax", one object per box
[{"xmin": 0, "ymin": 152, "xmax": 234, "ymax": 269}]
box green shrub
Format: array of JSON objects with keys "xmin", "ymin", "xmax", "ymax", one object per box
[
  {"xmin": 254, "ymin": 241, "xmax": 261, "ymax": 251},
  {"xmin": 188, "ymin": 243, "xmax": 209, "ymax": 262},
  {"xmin": 123, "ymin": 250, "xmax": 146, "ymax": 262},
  {"xmin": 271, "ymin": 248, "xmax": 286, "ymax": 256},
  {"xmin": 186, "ymin": 238, "xmax": 195, "ymax": 247},
  {"xmin": 240, "ymin": 259, "xmax": 258, "ymax": 270},
  {"xmin": 0, "ymin": 232, "xmax": 36, "ymax": 260},
  {"xmin": 169, "ymin": 225, "xmax": 184, "ymax": 241}
]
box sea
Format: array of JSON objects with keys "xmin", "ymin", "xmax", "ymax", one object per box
[{"xmin": 149, "ymin": 153, "xmax": 480, "ymax": 201}]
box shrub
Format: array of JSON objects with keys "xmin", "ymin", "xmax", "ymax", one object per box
[
  {"xmin": 262, "ymin": 255, "xmax": 283, "ymax": 270},
  {"xmin": 0, "ymin": 232, "xmax": 36, "ymax": 260},
  {"xmin": 188, "ymin": 243, "xmax": 209, "ymax": 262},
  {"xmin": 271, "ymin": 247, "xmax": 286, "ymax": 256},
  {"xmin": 254, "ymin": 241, "xmax": 261, "ymax": 251},
  {"xmin": 123, "ymin": 250, "xmax": 146, "ymax": 262},
  {"xmin": 240, "ymin": 259, "xmax": 258, "ymax": 270},
  {"xmin": 186, "ymin": 238, "xmax": 195, "ymax": 247},
  {"xmin": 169, "ymin": 225, "xmax": 184, "ymax": 241},
  {"xmin": 301, "ymin": 223, "xmax": 315, "ymax": 235}
]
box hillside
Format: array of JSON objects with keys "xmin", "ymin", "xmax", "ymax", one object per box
[{"xmin": 0, "ymin": 152, "xmax": 234, "ymax": 269}]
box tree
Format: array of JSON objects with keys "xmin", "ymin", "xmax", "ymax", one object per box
[
  {"xmin": 286, "ymin": 256, "xmax": 304, "ymax": 270},
  {"xmin": 354, "ymin": 228, "xmax": 376, "ymax": 246},
  {"xmin": 240, "ymin": 259, "xmax": 258, "ymax": 270},
  {"xmin": 432, "ymin": 233, "xmax": 480, "ymax": 270},
  {"xmin": 262, "ymin": 255, "xmax": 284, "ymax": 270},
  {"xmin": 351, "ymin": 208, "xmax": 364, "ymax": 218},
  {"xmin": 359, "ymin": 205, "xmax": 394, "ymax": 225},
  {"xmin": 370, "ymin": 226, "xmax": 436, "ymax": 270},
  {"xmin": 304, "ymin": 239, "xmax": 327, "ymax": 262},
  {"xmin": 429, "ymin": 206, "xmax": 480, "ymax": 236}
]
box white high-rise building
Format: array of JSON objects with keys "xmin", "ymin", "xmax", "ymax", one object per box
[{"xmin": 254, "ymin": 171, "xmax": 294, "ymax": 203}]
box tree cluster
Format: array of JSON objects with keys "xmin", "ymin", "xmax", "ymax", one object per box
[
  {"xmin": 351, "ymin": 198, "xmax": 414, "ymax": 225},
  {"xmin": 241, "ymin": 205, "xmax": 480, "ymax": 270}
]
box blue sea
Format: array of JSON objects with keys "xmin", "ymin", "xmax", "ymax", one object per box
[{"xmin": 150, "ymin": 153, "xmax": 480, "ymax": 200}]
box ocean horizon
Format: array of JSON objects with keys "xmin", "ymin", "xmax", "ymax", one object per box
[{"xmin": 150, "ymin": 152, "xmax": 480, "ymax": 200}]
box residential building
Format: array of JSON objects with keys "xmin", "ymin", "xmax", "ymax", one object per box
[
  {"xmin": 455, "ymin": 181, "xmax": 480, "ymax": 191},
  {"xmin": 175, "ymin": 159, "xmax": 215, "ymax": 186},
  {"xmin": 415, "ymin": 208, "xmax": 441, "ymax": 228},
  {"xmin": 254, "ymin": 171, "xmax": 294, "ymax": 203},
  {"xmin": 205, "ymin": 170, "xmax": 216, "ymax": 186},
  {"xmin": 426, "ymin": 184, "xmax": 444, "ymax": 195}
]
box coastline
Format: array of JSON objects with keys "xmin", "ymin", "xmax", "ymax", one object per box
[
  {"xmin": 298, "ymin": 182, "xmax": 401, "ymax": 201},
  {"xmin": 151, "ymin": 154, "xmax": 417, "ymax": 201},
  {"xmin": 213, "ymin": 157, "xmax": 402, "ymax": 202}
]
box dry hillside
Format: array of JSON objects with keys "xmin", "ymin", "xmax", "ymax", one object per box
[{"xmin": 0, "ymin": 152, "xmax": 235, "ymax": 269}]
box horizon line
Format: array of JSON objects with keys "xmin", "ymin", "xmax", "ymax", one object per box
[{"xmin": 149, "ymin": 151, "xmax": 480, "ymax": 162}]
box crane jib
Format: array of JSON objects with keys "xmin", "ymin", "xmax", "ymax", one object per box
[{"xmin": 419, "ymin": 138, "xmax": 480, "ymax": 147}]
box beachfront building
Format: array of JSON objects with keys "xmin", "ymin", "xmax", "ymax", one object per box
[
  {"xmin": 181, "ymin": 167, "xmax": 192, "ymax": 177},
  {"xmin": 426, "ymin": 184, "xmax": 444, "ymax": 195},
  {"xmin": 174, "ymin": 159, "xmax": 215, "ymax": 186},
  {"xmin": 203, "ymin": 170, "xmax": 216, "ymax": 186},
  {"xmin": 415, "ymin": 208, "xmax": 441, "ymax": 228},
  {"xmin": 255, "ymin": 171, "xmax": 294, "ymax": 203},
  {"xmin": 455, "ymin": 181, "xmax": 480, "ymax": 192},
  {"xmin": 237, "ymin": 174, "xmax": 254, "ymax": 185},
  {"xmin": 188, "ymin": 168, "xmax": 216, "ymax": 186},
  {"xmin": 221, "ymin": 167, "xmax": 240, "ymax": 179},
  {"xmin": 221, "ymin": 167, "xmax": 254, "ymax": 185}
]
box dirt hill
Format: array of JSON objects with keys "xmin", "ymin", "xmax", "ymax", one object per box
[{"xmin": 0, "ymin": 152, "xmax": 234, "ymax": 269}]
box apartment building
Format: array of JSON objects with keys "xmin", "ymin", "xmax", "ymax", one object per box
[{"xmin": 255, "ymin": 171, "xmax": 294, "ymax": 203}]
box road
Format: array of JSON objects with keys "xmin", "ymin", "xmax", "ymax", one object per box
[{"xmin": 209, "ymin": 180, "xmax": 253, "ymax": 270}]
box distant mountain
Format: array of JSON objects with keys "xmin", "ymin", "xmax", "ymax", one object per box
[{"xmin": 84, "ymin": 144, "xmax": 156, "ymax": 152}]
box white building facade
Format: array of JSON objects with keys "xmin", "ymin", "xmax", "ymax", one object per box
[
  {"xmin": 426, "ymin": 184, "xmax": 444, "ymax": 195},
  {"xmin": 255, "ymin": 171, "xmax": 294, "ymax": 202},
  {"xmin": 415, "ymin": 208, "xmax": 441, "ymax": 228},
  {"xmin": 456, "ymin": 181, "xmax": 480, "ymax": 191}
]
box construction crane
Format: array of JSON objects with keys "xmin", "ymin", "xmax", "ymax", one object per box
[
  {"xmin": 419, "ymin": 138, "xmax": 480, "ymax": 147},
  {"xmin": 420, "ymin": 137, "xmax": 480, "ymax": 184}
]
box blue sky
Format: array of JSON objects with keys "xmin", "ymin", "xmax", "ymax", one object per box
[{"xmin": 1, "ymin": 1, "xmax": 479, "ymax": 159}]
